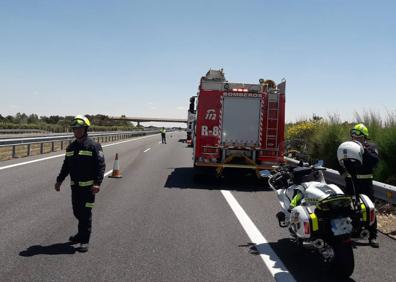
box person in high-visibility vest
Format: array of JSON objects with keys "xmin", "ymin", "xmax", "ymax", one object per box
[
  {"xmin": 339, "ymin": 123, "xmax": 379, "ymax": 247},
  {"xmin": 160, "ymin": 127, "xmax": 166, "ymax": 144},
  {"xmin": 54, "ymin": 115, "xmax": 105, "ymax": 252}
]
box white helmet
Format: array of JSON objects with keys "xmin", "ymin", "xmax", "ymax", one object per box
[{"xmin": 337, "ymin": 141, "xmax": 364, "ymax": 169}]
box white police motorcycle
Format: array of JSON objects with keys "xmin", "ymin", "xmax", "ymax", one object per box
[{"xmin": 260, "ymin": 141, "xmax": 376, "ymax": 278}]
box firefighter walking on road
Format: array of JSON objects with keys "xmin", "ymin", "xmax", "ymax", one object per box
[
  {"xmin": 54, "ymin": 115, "xmax": 105, "ymax": 252},
  {"xmin": 160, "ymin": 127, "xmax": 167, "ymax": 144}
]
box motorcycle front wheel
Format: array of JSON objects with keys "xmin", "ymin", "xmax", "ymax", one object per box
[{"xmin": 331, "ymin": 241, "xmax": 355, "ymax": 278}]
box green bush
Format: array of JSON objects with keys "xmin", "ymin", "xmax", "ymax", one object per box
[
  {"xmin": 285, "ymin": 120, "xmax": 321, "ymax": 160},
  {"xmin": 375, "ymin": 126, "xmax": 396, "ymax": 184},
  {"xmin": 310, "ymin": 119, "xmax": 346, "ymax": 168},
  {"xmin": 286, "ymin": 112, "xmax": 396, "ymax": 185}
]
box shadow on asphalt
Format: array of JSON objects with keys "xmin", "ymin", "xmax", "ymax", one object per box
[
  {"xmin": 19, "ymin": 242, "xmax": 76, "ymax": 256},
  {"xmin": 239, "ymin": 239, "xmax": 356, "ymax": 282},
  {"xmin": 164, "ymin": 167, "xmax": 271, "ymax": 192}
]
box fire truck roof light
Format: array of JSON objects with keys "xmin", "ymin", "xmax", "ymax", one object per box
[{"xmin": 232, "ymin": 88, "xmax": 248, "ymax": 92}]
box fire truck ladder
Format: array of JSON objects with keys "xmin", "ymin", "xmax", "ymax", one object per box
[{"xmin": 266, "ymin": 93, "xmax": 279, "ymax": 149}]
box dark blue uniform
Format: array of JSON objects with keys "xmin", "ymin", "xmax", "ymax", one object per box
[
  {"xmin": 57, "ymin": 137, "xmax": 105, "ymax": 244},
  {"xmin": 343, "ymin": 142, "xmax": 379, "ymax": 199},
  {"xmin": 340, "ymin": 141, "xmax": 379, "ymax": 240}
]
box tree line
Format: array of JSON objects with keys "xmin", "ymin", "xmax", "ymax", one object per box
[{"xmin": 0, "ymin": 113, "xmax": 136, "ymax": 132}]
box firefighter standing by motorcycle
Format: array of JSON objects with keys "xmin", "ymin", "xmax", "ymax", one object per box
[
  {"xmin": 339, "ymin": 123, "xmax": 379, "ymax": 248},
  {"xmin": 54, "ymin": 115, "xmax": 105, "ymax": 252}
]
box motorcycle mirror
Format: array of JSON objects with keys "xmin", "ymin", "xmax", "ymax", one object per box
[
  {"xmin": 313, "ymin": 159, "xmax": 326, "ymax": 171},
  {"xmin": 259, "ymin": 170, "xmax": 271, "ymax": 178}
]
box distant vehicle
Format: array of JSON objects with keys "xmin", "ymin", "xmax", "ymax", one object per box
[
  {"xmin": 186, "ymin": 96, "xmax": 196, "ymax": 146},
  {"xmin": 192, "ymin": 69, "xmax": 286, "ymax": 177}
]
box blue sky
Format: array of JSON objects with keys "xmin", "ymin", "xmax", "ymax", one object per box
[{"xmin": 1, "ymin": 0, "xmax": 395, "ymax": 126}]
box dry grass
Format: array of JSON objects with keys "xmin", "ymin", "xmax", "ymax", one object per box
[{"xmin": 377, "ymin": 201, "xmax": 396, "ymax": 239}]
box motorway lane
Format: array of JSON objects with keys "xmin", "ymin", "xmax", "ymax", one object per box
[
  {"xmin": 1, "ymin": 131, "xmax": 395, "ymax": 281},
  {"xmin": 0, "ymin": 132, "xmax": 272, "ymax": 281},
  {"xmin": 0, "ymin": 134, "xmax": 163, "ymax": 280}
]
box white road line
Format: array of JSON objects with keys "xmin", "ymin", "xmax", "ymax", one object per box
[
  {"xmin": 0, "ymin": 134, "xmax": 157, "ymax": 171},
  {"xmin": 221, "ymin": 190, "xmax": 296, "ymax": 282},
  {"xmin": 102, "ymin": 135, "xmax": 155, "ymax": 147},
  {"xmin": 143, "ymin": 148, "xmax": 151, "ymax": 153},
  {"xmin": 0, "ymin": 155, "xmax": 64, "ymax": 171},
  {"xmin": 104, "ymin": 170, "xmax": 113, "ymax": 177}
]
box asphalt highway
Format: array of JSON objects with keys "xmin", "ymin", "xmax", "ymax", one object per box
[{"xmin": 0, "ymin": 131, "xmax": 395, "ymax": 281}]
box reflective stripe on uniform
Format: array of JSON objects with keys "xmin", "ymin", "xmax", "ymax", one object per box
[
  {"xmin": 356, "ymin": 174, "xmax": 373, "ymax": 179},
  {"xmin": 65, "ymin": 151, "xmax": 74, "ymax": 157},
  {"xmin": 361, "ymin": 203, "xmax": 367, "ymax": 221},
  {"xmin": 85, "ymin": 202, "xmax": 94, "ymax": 208},
  {"xmin": 78, "ymin": 180, "xmax": 94, "ymax": 187},
  {"xmin": 78, "ymin": 150, "xmax": 93, "ymax": 156},
  {"xmin": 309, "ymin": 213, "xmax": 319, "ymax": 231},
  {"xmin": 70, "ymin": 180, "xmax": 94, "ymax": 187},
  {"xmin": 346, "ymin": 173, "xmax": 373, "ymax": 179}
]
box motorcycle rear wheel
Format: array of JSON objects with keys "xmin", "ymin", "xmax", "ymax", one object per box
[{"xmin": 331, "ymin": 241, "xmax": 355, "ymax": 278}]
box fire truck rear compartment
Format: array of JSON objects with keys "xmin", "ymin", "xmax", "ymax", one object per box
[{"xmin": 221, "ymin": 96, "xmax": 261, "ymax": 147}]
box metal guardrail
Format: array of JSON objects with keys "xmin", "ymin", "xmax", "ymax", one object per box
[
  {"xmin": 0, "ymin": 131, "xmax": 156, "ymax": 146},
  {"xmin": 0, "ymin": 129, "xmax": 48, "ymax": 134},
  {"xmin": 284, "ymin": 157, "xmax": 396, "ymax": 204},
  {"xmin": 0, "ymin": 130, "xmax": 160, "ymax": 159}
]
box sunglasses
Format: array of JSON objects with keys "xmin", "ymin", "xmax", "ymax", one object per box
[
  {"xmin": 350, "ymin": 129, "xmax": 364, "ymax": 137},
  {"xmin": 71, "ymin": 119, "xmax": 85, "ymax": 127}
]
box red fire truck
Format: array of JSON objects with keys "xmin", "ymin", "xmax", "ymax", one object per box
[{"xmin": 192, "ymin": 69, "xmax": 286, "ymax": 176}]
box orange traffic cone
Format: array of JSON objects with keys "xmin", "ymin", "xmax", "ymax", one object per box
[{"xmin": 109, "ymin": 153, "xmax": 122, "ymax": 178}]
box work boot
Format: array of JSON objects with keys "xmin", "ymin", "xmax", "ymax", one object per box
[
  {"xmin": 68, "ymin": 234, "xmax": 81, "ymax": 244},
  {"xmin": 369, "ymin": 238, "xmax": 379, "ymax": 248},
  {"xmin": 78, "ymin": 243, "xmax": 89, "ymax": 252}
]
